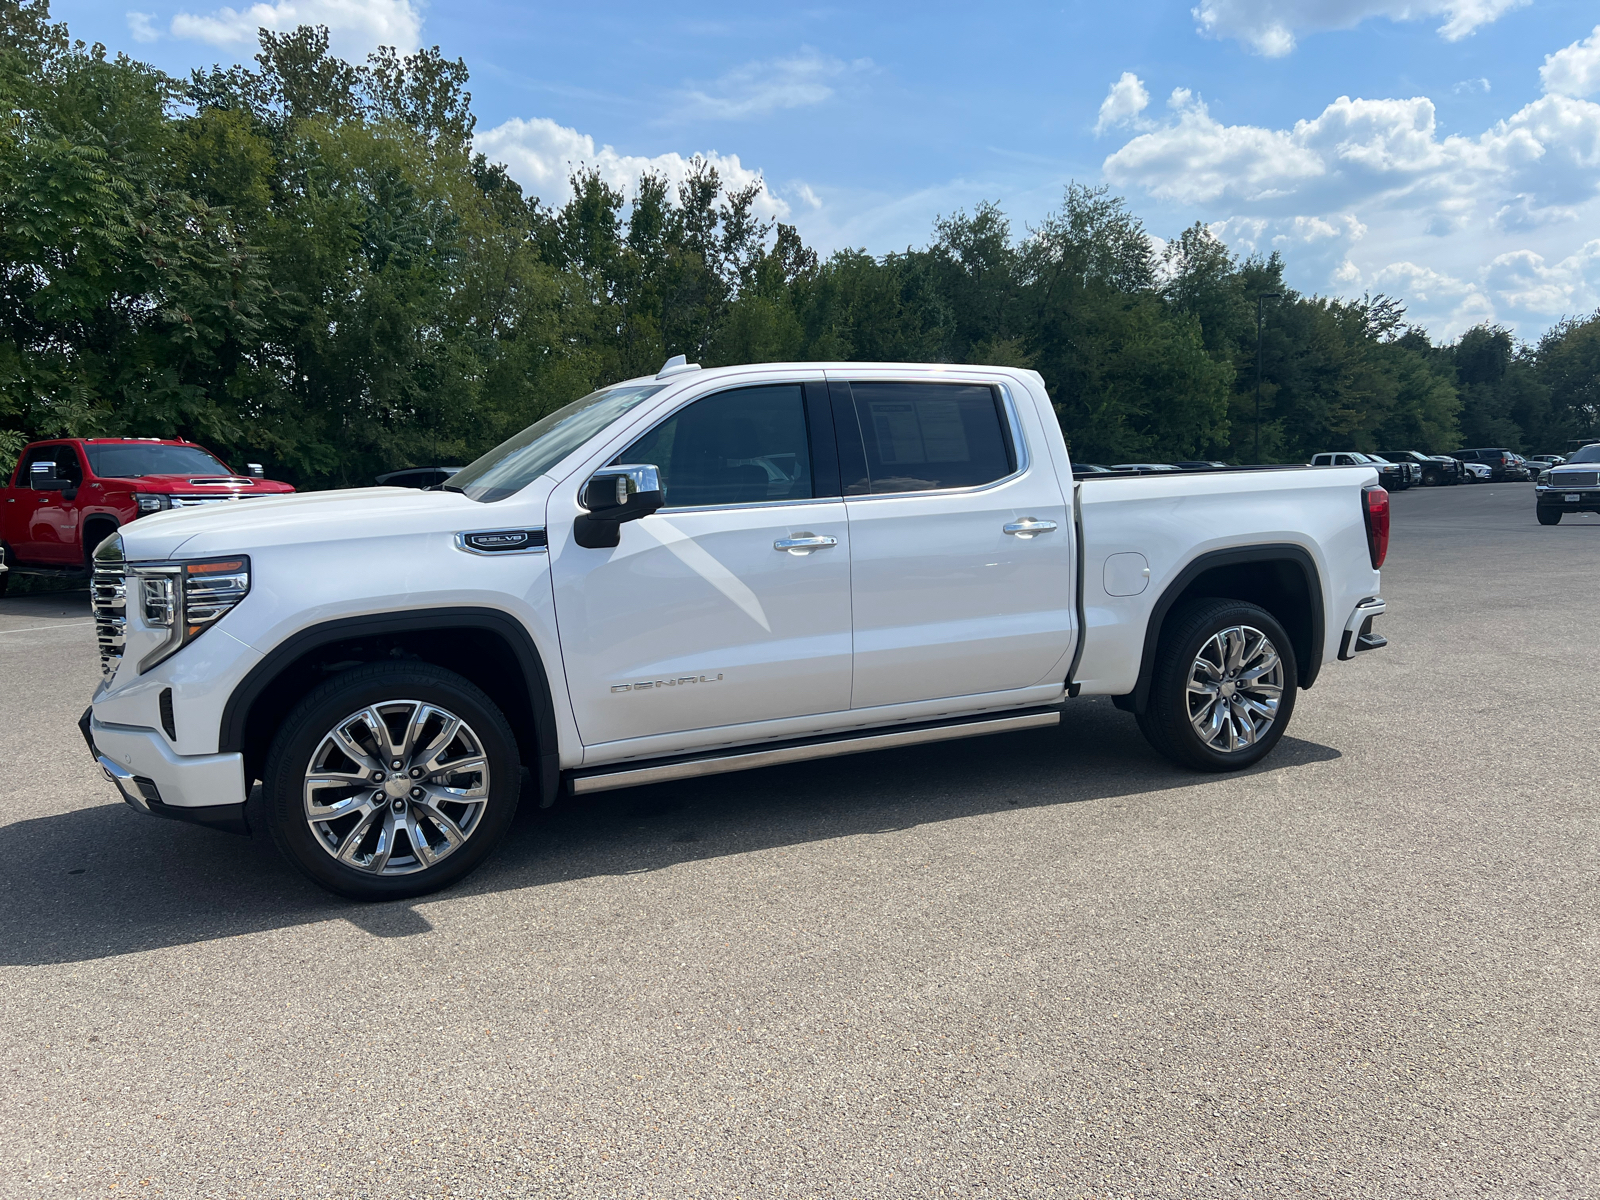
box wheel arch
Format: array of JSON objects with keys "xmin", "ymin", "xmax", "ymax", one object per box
[
  {"xmin": 81, "ymin": 512, "xmax": 121, "ymax": 557},
  {"xmin": 1119, "ymin": 544, "xmax": 1325, "ymax": 715},
  {"xmin": 219, "ymin": 608, "xmax": 561, "ymax": 806}
]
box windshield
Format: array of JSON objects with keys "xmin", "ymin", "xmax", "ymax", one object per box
[
  {"xmin": 85, "ymin": 443, "xmax": 232, "ymax": 478},
  {"xmin": 448, "ymin": 383, "xmax": 667, "ymax": 503},
  {"xmin": 1567, "ymin": 444, "xmax": 1600, "ymax": 463}
]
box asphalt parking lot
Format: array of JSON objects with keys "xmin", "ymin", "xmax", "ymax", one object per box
[{"xmin": 2, "ymin": 481, "xmax": 1595, "ymax": 1199}]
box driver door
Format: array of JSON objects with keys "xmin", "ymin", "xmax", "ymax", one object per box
[{"xmin": 547, "ymin": 379, "xmax": 854, "ymax": 753}]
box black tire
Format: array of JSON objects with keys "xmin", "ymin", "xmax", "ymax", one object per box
[
  {"xmin": 1135, "ymin": 598, "xmax": 1298, "ymax": 772},
  {"xmin": 0, "ymin": 541, "xmax": 11, "ymax": 597},
  {"xmin": 1537, "ymin": 508, "xmax": 1562, "ymax": 526},
  {"xmin": 263, "ymin": 662, "xmax": 521, "ymax": 900},
  {"xmin": 1423, "ymin": 468, "xmax": 1442, "ymax": 486}
]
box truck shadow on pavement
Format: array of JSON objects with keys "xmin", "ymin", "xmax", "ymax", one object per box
[{"xmin": 3, "ymin": 697, "xmax": 1339, "ymax": 965}]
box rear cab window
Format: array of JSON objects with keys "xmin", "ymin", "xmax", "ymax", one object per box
[{"xmin": 840, "ymin": 382, "xmax": 1016, "ymax": 495}]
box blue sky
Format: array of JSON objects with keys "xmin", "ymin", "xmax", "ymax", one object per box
[{"xmin": 55, "ymin": 0, "xmax": 1600, "ymax": 341}]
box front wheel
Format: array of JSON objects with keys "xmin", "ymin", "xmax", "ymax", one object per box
[
  {"xmin": 1537, "ymin": 508, "xmax": 1562, "ymax": 526},
  {"xmin": 1136, "ymin": 599, "xmax": 1298, "ymax": 772},
  {"xmin": 263, "ymin": 662, "xmax": 522, "ymax": 900}
]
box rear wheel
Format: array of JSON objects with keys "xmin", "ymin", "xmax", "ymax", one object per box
[
  {"xmin": 1537, "ymin": 508, "xmax": 1562, "ymax": 526},
  {"xmin": 263, "ymin": 662, "xmax": 521, "ymax": 900},
  {"xmin": 1136, "ymin": 599, "xmax": 1298, "ymax": 772}
]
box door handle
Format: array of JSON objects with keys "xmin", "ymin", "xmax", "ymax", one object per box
[
  {"xmin": 774, "ymin": 533, "xmax": 838, "ymax": 555},
  {"xmin": 1003, "ymin": 518, "xmax": 1058, "ymax": 538}
]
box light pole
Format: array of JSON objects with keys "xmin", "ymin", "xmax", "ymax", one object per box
[{"xmin": 1255, "ymin": 292, "xmax": 1281, "ymax": 464}]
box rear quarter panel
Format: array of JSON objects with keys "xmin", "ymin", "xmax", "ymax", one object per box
[{"xmin": 1072, "ymin": 466, "xmax": 1381, "ymax": 695}]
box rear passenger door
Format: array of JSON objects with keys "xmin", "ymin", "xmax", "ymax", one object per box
[{"xmin": 831, "ymin": 376, "xmax": 1075, "ymax": 710}]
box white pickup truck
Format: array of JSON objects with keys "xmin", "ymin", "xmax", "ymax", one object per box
[{"xmin": 83, "ymin": 360, "xmax": 1391, "ymax": 899}]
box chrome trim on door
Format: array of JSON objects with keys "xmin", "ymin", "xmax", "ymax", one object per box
[
  {"xmin": 568, "ymin": 709, "xmax": 1060, "ymax": 795},
  {"xmin": 1003, "ymin": 518, "xmax": 1058, "ymax": 537}
]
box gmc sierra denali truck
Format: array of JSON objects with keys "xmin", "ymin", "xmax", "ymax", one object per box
[{"xmin": 81, "ymin": 360, "xmax": 1391, "ymax": 900}]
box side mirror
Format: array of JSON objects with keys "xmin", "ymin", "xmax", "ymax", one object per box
[
  {"xmin": 573, "ymin": 465, "xmax": 663, "ymax": 549},
  {"xmin": 245, "ymin": 463, "xmax": 264, "ymax": 478},
  {"xmin": 30, "ymin": 461, "xmax": 69, "ymax": 491}
]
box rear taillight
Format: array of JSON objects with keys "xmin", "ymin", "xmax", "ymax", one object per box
[{"xmin": 1362, "ymin": 485, "xmax": 1389, "ymax": 569}]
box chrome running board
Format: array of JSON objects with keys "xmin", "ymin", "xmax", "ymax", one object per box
[{"xmin": 568, "ymin": 708, "xmax": 1062, "ymax": 795}]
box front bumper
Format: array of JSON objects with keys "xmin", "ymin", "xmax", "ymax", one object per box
[
  {"xmin": 1536, "ymin": 486, "xmax": 1600, "ymax": 513},
  {"xmin": 1338, "ymin": 596, "xmax": 1387, "ymax": 661},
  {"xmin": 79, "ymin": 707, "xmax": 251, "ymax": 835}
]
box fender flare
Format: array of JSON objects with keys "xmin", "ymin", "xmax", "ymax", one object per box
[
  {"xmin": 1126, "ymin": 544, "xmax": 1325, "ymax": 713},
  {"xmin": 218, "ymin": 606, "xmax": 561, "ymax": 805}
]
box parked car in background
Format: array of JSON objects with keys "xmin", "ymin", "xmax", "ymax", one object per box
[
  {"xmin": 1111, "ymin": 463, "xmax": 1183, "ymax": 473},
  {"xmin": 1451, "ymin": 448, "xmax": 1522, "ymax": 481},
  {"xmin": 1375, "ymin": 449, "xmax": 1460, "ymax": 486},
  {"xmin": 1458, "ymin": 461, "xmax": 1492, "ymax": 482},
  {"xmin": 1364, "ymin": 454, "xmax": 1424, "ymax": 488},
  {"xmin": 0, "ymin": 438, "xmax": 293, "ymax": 595},
  {"xmin": 376, "ymin": 467, "xmax": 463, "ymax": 490},
  {"xmin": 1173, "ymin": 460, "xmax": 1230, "ymax": 470},
  {"xmin": 1528, "ymin": 455, "xmax": 1565, "ymax": 471},
  {"xmin": 1311, "ymin": 452, "xmax": 1412, "ymax": 490},
  {"xmin": 1535, "ymin": 443, "xmax": 1600, "ymax": 524}
]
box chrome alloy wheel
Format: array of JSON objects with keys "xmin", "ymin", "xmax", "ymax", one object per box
[
  {"xmin": 302, "ymin": 700, "xmax": 490, "ymax": 875},
  {"xmin": 1185, "ymin": 625, "xmax": 1285, "ymax": 754}
]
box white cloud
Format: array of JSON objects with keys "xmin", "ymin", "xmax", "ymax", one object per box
[
  {"xmin": 1191, "ymin": 0, "xmax": 1528, "ymax": 57},
  {"xmin": 674, "ymin": 49, "xmax": 871, "ymax": 121},
  {"xmin": 1483, "ymin": 241, "xmax": 1600, "ymax": 314},
  {"xmin": 126, "ymin": 11, "xmax": 159, "ymax": 41},
  {"xmin": 1101, "ymin": 36, "xmax": 1600, "ymax": 339},
  {"xmin": 1105, "ymin": 89, "xmax": 1600, "ymax": 212},
  {"xmin": 1094, "ymin": 72, "xmax": 1151, "ymax": 135},
  {"xmin": 474, "ymin": 117, "xmax": 791, "ymax": 221},
  {"xmin": 1371, "ymin": 260, "xmax": 1471, "ymax": 301},
  {"xmin": 168, "ymin": 0, "xmax": 421, "ymax": 57},
  {"xmin": 1541, "ymin": 25, "xmax": 1600, "ymax": 98}
]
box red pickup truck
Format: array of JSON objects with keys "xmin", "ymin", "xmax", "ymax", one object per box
[{"xmin": 0, "ymin": 438, "xmax": 294, "ymax": 593}]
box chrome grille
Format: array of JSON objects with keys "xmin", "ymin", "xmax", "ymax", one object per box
[
  {"xmin": 92, "ymin": 555, "xmax": 127, "ymax": 681},
  {"xmin": 1549, "ymin": 472, "xmax": 1598, "ymax": 488},
  {"xmin": 169, "ymin": 493, "xmax": 259, "ymax": 508}
]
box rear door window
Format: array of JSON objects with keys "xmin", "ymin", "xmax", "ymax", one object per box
[
  {"xmin": 618, "ymin": 384, "xmax": 813, "ymax": 509},
  {"xmin": 846, "ymin": 382, "xmax": 1015, "ymax": 494}
]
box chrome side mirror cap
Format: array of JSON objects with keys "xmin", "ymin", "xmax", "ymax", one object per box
[
  {"xmin": 574, "ymin": 464, "xmax": 664, "ymax": 549},
  {"xmin": 245, "ymin": 463, "xmax": 264, "ymax": 478}
]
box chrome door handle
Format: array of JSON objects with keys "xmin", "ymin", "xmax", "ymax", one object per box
[
  {"xmin": 1003, "ymin": 518, "xmax": 1058, "ymax": 538},
  {"xmin": 774, "ymin": 533, "xmax": 838, "ymax": 555}
]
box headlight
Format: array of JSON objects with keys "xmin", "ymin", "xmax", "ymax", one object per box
[
  {"xmin": 134, "ymin": 493, "xmax": 170, "ymax": 514},
  {"xmin": 133, "ymin": 556, "xmax": 250, "ymax": 672}
]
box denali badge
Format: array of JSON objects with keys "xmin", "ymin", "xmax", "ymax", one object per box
[{"xmin": 612, "ymin": 674, "xmax": 724, "ymax": 693}]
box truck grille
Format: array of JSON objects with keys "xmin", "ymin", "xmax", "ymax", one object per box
[
  {"xmin": 92, "ymin": 554, "xmax": 127, "ymax": 681},
  {"xmin": 169, "ymin": 494, "xmax": 259, "ymax": 507},
  {"xmin": 1549, "ymin": 472, "xmax": 1598, "ymax": 488}
]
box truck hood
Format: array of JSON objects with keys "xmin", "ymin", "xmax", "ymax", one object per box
[
  {"xmin": 107, "ymin": 473, "xmax": 295, "ymax": 493},
  {"xmin": 117, "ymin": 483, "xmax": 553, "ymax": 562}
]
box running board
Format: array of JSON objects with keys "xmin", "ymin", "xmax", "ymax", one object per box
[{"xmin": 568, "ymin": 708, "xmax": 1062, "ymax": 796}]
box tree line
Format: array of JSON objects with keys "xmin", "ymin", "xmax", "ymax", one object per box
[{"xmin": 3, "ymin": 1, "xmax": 1597, "ymax": 487}]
